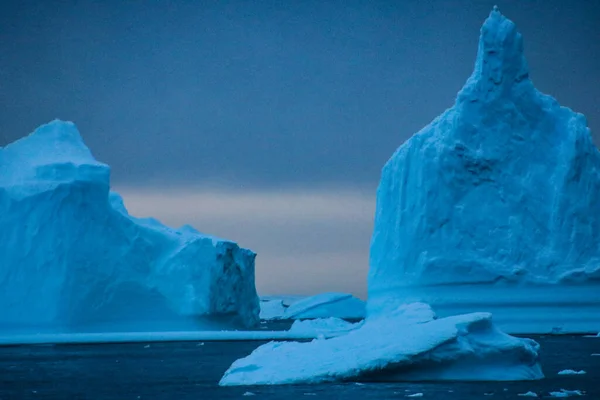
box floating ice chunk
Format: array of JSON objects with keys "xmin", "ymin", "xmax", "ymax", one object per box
[
  {"xmin": 242, "ymin": 392, "xmax": 255, "ymax": 396},
  {"xmin": 219, "ymin": 305, "xmax": 542, "ymax": 385},
  {"xmin": 549, "ymin": 389, "xmax": 584, "ymax": 397},
  {"xmin": 406, "ymin": 394, "xmax": 423, "ymax": 398},
  {"xmin": 557, "ymin": 370, "xmax": 586, "ymax": 375},
  {"xmin": 518, "ymin": 392, "xmax": 538, "ymax": 397},
  {"xmin": 288, "ymin": 318, "xmax": 361, "ymax": 337},
  {"xmin": 259, "ymin": 299, "xmax": 287, "ymax": 320}
]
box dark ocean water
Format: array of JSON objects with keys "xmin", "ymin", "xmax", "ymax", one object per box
[{"xmin": 0, "ymin": 334, "xmax": 598, "ymax": 399}]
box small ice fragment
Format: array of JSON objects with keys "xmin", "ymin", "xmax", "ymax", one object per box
[
  {"xmin": 558, "ymin": 369, "xmax": 586, "ymax": 375},
  {"xmin": 197, "ymin": 342, "xmax": 204, "ymax": 346},
  {"xmin": 143, "ymin": 344, "xmax": 150, "ymax": 348},
  {"xmin": 406, "ymin": 394, "xmax": 423, "ymax": 398},
  {"xmin": 549, "ymin": 389, "xmax": 584, "ymax": 397},
  {"xmin": 591, "ymin": 353, "xmax": 600, "ymax": 356},
  {"xmin": 518, "ymin": 392, "xmax": 538, "ymax": 397},
  {"xmin": 242, "ymin": 392, "xmax": 255, "ymax": 396},
  {"xmin": 354, "ymin": 382, "xmax": 365, "ymax": 386}
]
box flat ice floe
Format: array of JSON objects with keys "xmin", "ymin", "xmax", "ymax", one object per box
[{"xmin": 219, "ymin": 303, "xmax": 542, "ymax": 386}]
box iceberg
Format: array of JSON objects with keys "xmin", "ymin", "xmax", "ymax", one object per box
[
  {"xmin": 0, "ymin": 120, "xmax": 260, "ymax": 334},
  {"xmin": 287, "ymin": 317, "xmax": 361, "ymax": 337},
  {"xmin": 259, "ymin": 293, "xmax": 366, "ymax": 320},
  {"xmin": 282, "ymin": 292, "xmax": 365, "ymax": 320},
  {"xmin": 557, "ymin": 370, "xmax": 586, "ymax": 375},
  {"xmin": 259, "ymin": 298, "xmax": 287, "ymax": 320},
  {"xmin": 220, "ymin": 303, "xmax": 542, "ymax": 385},
  {"xmin": 368, "ymin": 6, "xmax": 600, "ymax": 334}
]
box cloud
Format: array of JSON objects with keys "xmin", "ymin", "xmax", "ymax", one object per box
[{"xmin": 116, "ymin": 186, "xmax": 375, "ymax": 298}]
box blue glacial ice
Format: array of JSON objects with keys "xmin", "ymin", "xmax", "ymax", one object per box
[
  {"xmin": 368, "ymin": 6, "xmax": 600, "ymax": 334},
  {"xmin": 0, "ymin": 120, "xmax": 260, "ymax": 334}
]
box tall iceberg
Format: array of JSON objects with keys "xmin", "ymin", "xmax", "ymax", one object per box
[
  {"xmin": 368, "ymin": 7, "xmax": 600, "ymax": 333},
  {"xmin": 0, "ymin": 120, "xmax": 260, "ymax": 333}
]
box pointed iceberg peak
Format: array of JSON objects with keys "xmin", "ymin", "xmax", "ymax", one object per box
[{"xmin": 460, "ymin": 8, "xmax": 530, "ymax": 99}]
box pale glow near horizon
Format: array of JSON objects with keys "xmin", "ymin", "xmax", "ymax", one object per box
[{"xmin": 116, "ymin": 186, "xmax": 375, "ymax": 299}]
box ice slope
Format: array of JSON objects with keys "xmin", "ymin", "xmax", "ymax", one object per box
[
  {"xmin": 219, "ymin": 303, "xmax": 543, "ymax": 385},
  {"xmin": 0, "ymin": 120, "xmax": 260, "ymax": 333},
  {"xmin": 368, "ymin": 7, "xmax": 600, "ymax": 333}
]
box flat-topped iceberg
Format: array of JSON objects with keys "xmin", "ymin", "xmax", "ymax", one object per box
[
  {"xmin": 0, "ymin": 120, "xmax": 260, "ymax": 334},
  {"xmin": 220, "ymin": 303, "xmax": 543, "ymax": 385},
  {"xmin": 368, "ymin": 6, "xmax": 600, "ymax": 333}
]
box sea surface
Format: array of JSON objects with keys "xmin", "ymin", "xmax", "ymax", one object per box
[{"xmin": 0, "ymin": 331, "xmax": 598, "ymax": 399}]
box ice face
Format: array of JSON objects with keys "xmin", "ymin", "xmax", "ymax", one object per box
[
  {"xmin": 0, "ymin": 120, "xmax": 260, "ymax": 333},
  {"xmin": 367, "ymin": 8, "xmax": 600, "ymax": 332}
]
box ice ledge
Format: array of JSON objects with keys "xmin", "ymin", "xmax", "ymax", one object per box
[{"xmin": 368, "ymin": 285, "xmax": 600, "ymax": 334}]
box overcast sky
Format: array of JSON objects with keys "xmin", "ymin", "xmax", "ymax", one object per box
[{"xmin": 2, "ymin": 0, "xmax": 599, "ymax": 297}]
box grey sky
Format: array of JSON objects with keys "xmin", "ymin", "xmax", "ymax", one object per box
[
  {"xmin": 2, "ymin": 0, "xmax": 599, "ymax": 187},
  {"xmin": 2, "ymin": 1, "xmax": 599, "ymax": 297}
]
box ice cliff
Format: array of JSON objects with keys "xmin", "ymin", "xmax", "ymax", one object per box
[
  {"xmin": 368, "ymin": 7, "xmax": 600, "ymax": 333},
  {"xmin": 0, "ymin": 120, "xmax": 260, "ymax": 333}
]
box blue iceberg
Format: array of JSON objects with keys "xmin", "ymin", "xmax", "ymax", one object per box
[
  {"xmin": 368, "ymin": 7, "xmax": 600, "ymax": 333},
  {"xmin": 0, "ymin": 120, "xmax": 260, "ymax": 334}
]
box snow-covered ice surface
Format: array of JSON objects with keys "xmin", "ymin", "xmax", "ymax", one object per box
[
  {"xmin": 0, "ymin": 120, "xmax": 260, "ymax": 335},
  {"xmin": 367, "ymin": 7, "xmax": 600, "ymax": 334},
  {"xmin": 259, "ymin": 293, "xmax": 365, "ymax": 320},
  {"xmin": 219, "ymin": 303, "xmax": 542, "ymax": 386}
]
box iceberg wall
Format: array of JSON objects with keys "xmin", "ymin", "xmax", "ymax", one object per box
[
  {"xmin": 0, "ymin": 120, "xmax": 260, "ymax": 333},
  {"xmin": 368, "ymin": 8, "xmax": 600, "ymax": 333}
]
